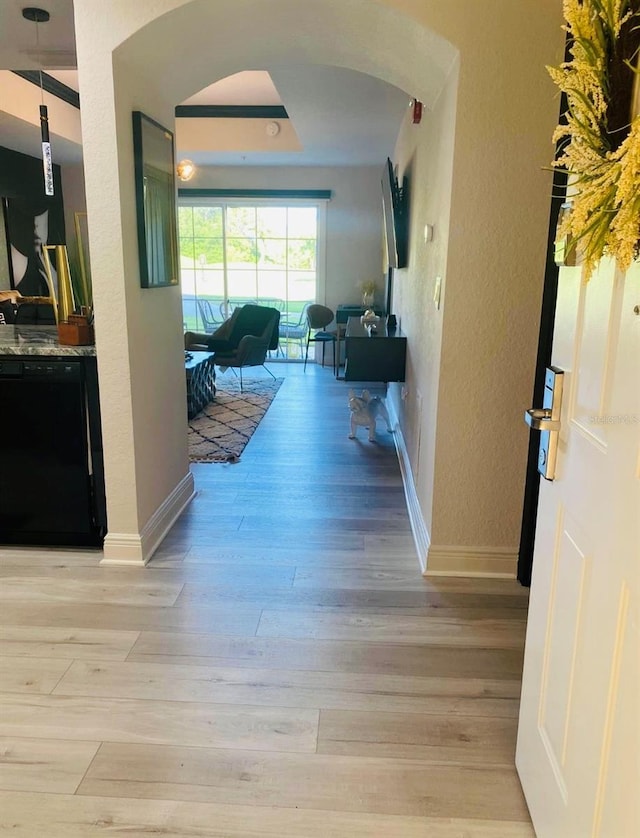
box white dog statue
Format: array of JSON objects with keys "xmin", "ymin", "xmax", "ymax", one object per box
[{"xmin": 348, "ymin": 389, "xmax": 392, "ymax": 442}]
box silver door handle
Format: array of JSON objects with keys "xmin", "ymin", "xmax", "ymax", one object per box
[
  {"xmin": 526, "ymin": 367, "xmax": 564, "ymax": 481},
  {"xmin": 524, "ymin": 408, "xmax": 561, "ymax": 432}
]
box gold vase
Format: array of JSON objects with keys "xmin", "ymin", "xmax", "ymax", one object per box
[{"xmin": 42, "ymin": 244, "xmax": 75, "ymax": 323}]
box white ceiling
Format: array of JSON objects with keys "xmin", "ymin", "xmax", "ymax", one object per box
[
  {"xmin": 0, "ymin": 0, "xmax": 76, "ymax": 68},
  {"xmin": 181, "ymin": 71, "xmax": 284, "ymax": 107},
  {"xmin": 0, "ymin": 1, "xmax": 411, "ymax": 167}
]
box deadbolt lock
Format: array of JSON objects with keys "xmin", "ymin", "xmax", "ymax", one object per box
[{"xmin": 524, "ymin": 367, "xmax": 564, "ymax": 480}]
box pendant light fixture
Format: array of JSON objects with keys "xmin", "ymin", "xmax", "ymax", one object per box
[
  {"xmin": 176, "ymin": 159, "xmax": 196, "ymax": 182},
  {"xmin": 22, "ymin": 6, "xmax": 54, "ymax": 196}
]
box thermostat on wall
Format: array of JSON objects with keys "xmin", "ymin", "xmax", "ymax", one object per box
[{"xmin": 266, "ymin": 121, "xmax": 280, "ymax": 137}]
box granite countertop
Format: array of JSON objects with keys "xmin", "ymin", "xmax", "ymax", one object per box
[{"xmin": 0, "ymin": 325, "xmax": 96, "ymax": 357}]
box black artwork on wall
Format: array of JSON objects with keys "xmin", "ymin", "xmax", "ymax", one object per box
[{"xmin": 0, "ymin": 146, "xmax": 65, "ymax": 295}]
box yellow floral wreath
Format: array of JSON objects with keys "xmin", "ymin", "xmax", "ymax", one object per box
[{"xmin": 549, "ymin": 0, "xmax": 640, "ymax": 278}]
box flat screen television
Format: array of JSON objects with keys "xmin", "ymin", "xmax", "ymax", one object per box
[{"xmin": 381, "ymin": 157, "xmax": 408, "ymax": 269}]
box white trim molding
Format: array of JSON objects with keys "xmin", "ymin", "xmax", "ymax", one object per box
[
  {"xmin": 425, "ymin": 545, "xmax": 518, "ymax": 578},
  {"xmin": 388, "ymin": 396, "xmax": 430, "ymax": 572},
  {"xmin": 101, "ymin": 471, "xmax": 195, "ymax": 566}
]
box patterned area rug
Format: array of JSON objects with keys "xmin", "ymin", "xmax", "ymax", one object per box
[{"xmin": 188, "ymin": 376, "xmax": 283, "ymax": 462}]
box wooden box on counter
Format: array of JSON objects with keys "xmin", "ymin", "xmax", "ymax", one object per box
[{"xmin": 57, "ymin": 314, "xmax": 94, "ymax": 346}]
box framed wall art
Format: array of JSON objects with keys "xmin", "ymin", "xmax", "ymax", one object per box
[{"xmin": 132, "ymin": 111, "xmax": 179, "ymax": 288}]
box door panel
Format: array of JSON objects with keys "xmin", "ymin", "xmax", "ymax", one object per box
[
  {"xmin": 516, "ymin": 259, "xmax": 639, "ymax": 837},
  {"xmin": 596, "ymin": 593, "xmax": 637, "ymax": 837},
  {"xmin": 572, "ymin": 260, "xmax": 617, "ymax": 433},
  {"xmin": 539, "ymin": 515, "xmax": 588, "ymax": 778}
]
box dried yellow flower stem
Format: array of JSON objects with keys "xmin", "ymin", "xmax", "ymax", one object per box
[{"xmin": 549, "ymin": 0, "xmax": 640, "ymax": 278}]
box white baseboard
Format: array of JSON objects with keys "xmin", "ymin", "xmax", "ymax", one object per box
[
  {"xmin": 100, "ymin": 533, "xmax": 146, "ymax": 567},
  {"xmin": 425, "ymin": 544, "xmax": 518, "ymax": 578},
  {"xmin": 101, "ymin": 471, "xmax": 195, "ymax": 566},
  {"xmin": 387, "ymin": 397, "xmax": 430, "ymax": 572}
]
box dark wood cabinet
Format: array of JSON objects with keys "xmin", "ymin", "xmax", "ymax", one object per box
[
  {"xmin": 0, "ymin": 349, "xmax": 106, "ymax": 547},
  {"xmin": 344, "ymin": 316, "xmax": 406, "ymax": 382}
]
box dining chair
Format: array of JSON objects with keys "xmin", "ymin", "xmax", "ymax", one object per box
[
  {"xmin": 304, "ymin": 304, "xmax": 337, "ymax": 372},
  {"xmin": 279, "ymin": 302, "xmax": 310, "ymax": 358},
  {"xmin": 196, "ymin": 298, "xmax": 224, "ymax": 333}
]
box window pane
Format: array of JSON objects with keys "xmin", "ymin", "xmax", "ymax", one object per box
[
  {"xmin": 179, "ymin": 213, "xmax": 195, "ymax": 264},
  {"xmin": 287, "ymin": 207, "xmax": 317, "ymax": 237},
  {"xmin": 192, "ymin": 238, "xmax": 224, "ymax": 266},
  {"xmin": 257, "ymin": 206, "xmax": 287, "ymax": 237},
  {"xmin": 226, "ymin": 268, "xmax": 257, "ymax": 299},
  {"xmin": 288, "ymin": 271, "xmax": 316, "ymax": 302},
  {"xmin": 227, "ymin": 237, "xmax": 257, "ymax": 265},
  {"xmin": 182, "ymin": 294, "xmax": 199, "ymax": 330},
  {"xmin": 181, "ymin": 199, "xmax": 320, "ymax": 358},
  {"xmin": 288, "ymin": 239, "xmax": 316, "ymax": 270},
  {"xmin": 226, "ymin": 206, "xmax": 256, "ymax": 237},
  {"xmin": 180, "ymin": 265, "xmax": 196, "ymax": 295},
  {"xmin": 193, "ymin": 206, "xmax": 223, "ymax": 237},
  {"xmin": 259, "ymin": 239, "xmax": 286, "ymax": 268},
  {"xmin": 257, "ymin": 270, "xmax": 286, "ymax": 302},
  {"xmin": 197, "ymin": 271, "xmax": 225, "ymax": 298},
  {"xmin": 178, "ymin": 206, "xmax": 193, "ymax": 239}
]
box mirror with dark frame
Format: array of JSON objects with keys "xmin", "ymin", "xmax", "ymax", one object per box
[{"xmin": 132, "ymin": 111, "xmax": 179, "ymax": 288}]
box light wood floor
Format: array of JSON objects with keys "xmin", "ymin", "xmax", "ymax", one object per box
[{"xmin": 0, "ymin": 363, "xmax": 533, "ymax": 837}]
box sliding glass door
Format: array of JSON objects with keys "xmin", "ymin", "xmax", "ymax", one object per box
[{"xmin": 179, "ymin": 199, "xmax": 325, "ymax": 359}]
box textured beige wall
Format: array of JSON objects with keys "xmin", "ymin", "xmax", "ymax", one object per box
[
  {"xmin": 389, "ymin": 1, "xmax": 563, "ymax": 556},
  {"xmin": 431, "ymin": 3, "xmax": 563, "ymax": 551},
  {"xmin": 388, "ymin": 61, "xmax": 459, "ymax": 539},
  {"xmin": 73, "ymin": 20, "xmax": 188, "ymax": 539}
]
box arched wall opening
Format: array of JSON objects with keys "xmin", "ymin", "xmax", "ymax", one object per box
[
  {"xmin": 73, "ymin": 0, "xmax": 563, "ymax": 570},
  {"xmin": 114, "ymin": 0, "xmax": 456, "ymax": 109}
]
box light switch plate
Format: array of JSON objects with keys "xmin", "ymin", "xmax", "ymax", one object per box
[{"xmin": 433, "ymin": 275, "xmax": 442, "ymax": 309}]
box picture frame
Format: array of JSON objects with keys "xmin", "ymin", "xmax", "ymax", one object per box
[
  {"xmin": 0, "ymin": 199, "xmax": 11, "ymax": 291},
  {"xmin": 73, "ymin": 211, "xmax": 92, "ymax": 308},
  {"xmin": 2, "ymin": 196, "xmax": 60, "ymax": 297},
  {"xmin": 132, "ymin": 111, "xmax": 179, "ymax": 288}
]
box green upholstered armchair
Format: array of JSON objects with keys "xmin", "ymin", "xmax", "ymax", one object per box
[{"xmin": 185, "ymin": 304, "xmax": 280, "ymax": 391}]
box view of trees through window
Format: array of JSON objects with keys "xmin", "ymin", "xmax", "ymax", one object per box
[{"xmin": 179, "ymin": 202, "xmax": 320, "ymax": 359}]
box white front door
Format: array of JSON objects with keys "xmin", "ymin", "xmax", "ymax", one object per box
[{"xmin": 516, "ymin": 258, "xmax": 639, "ymax": 837}]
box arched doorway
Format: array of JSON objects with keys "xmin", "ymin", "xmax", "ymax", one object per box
[
  {"xmin": 75, "ymin": 0, "xmax": 561, "ymax": 590},
  {"xmin": 75, "ymin": 0, "xmax": 457, "ymax": 565}
]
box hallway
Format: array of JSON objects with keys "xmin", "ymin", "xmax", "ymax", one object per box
[{"xmin": 0, "ymin": 363, "xmax": 533, "ymax": 836}]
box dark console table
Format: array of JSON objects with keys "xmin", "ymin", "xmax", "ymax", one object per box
[
  {"xmin": 335, "ymin": 305, "xmax": 384, "ymax": 377},
  {"xmin": 344, "ymin": 316, "xmax": 406, "ymax": 382}
]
